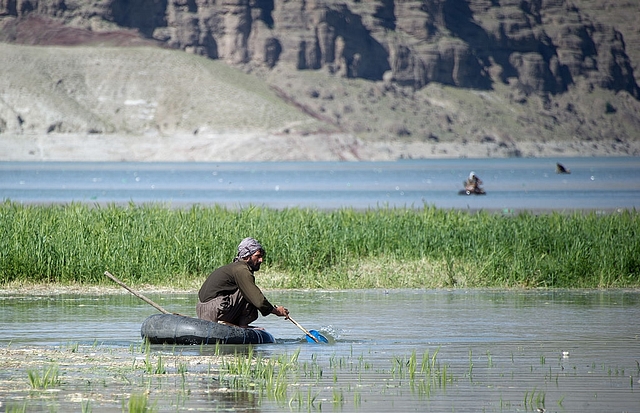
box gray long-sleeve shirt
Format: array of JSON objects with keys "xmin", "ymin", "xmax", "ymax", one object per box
[{"xmin": 198, "ymin": 260, "xmax": 274, "ymax": 316}]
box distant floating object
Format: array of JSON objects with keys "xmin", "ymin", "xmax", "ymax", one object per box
[
  {"xmin": 556, "ymin": 163, "xmax": 571, "ymax": 174},
  {"xmin": 461, "ymin": 171, "xmax": 485, "ymax": 195}
]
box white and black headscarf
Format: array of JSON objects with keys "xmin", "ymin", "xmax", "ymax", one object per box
[{"xmin": 233, "ymin": 237, "xmax": 264, "ymax": 262}]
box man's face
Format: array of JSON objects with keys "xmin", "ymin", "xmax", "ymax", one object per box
[{"xmin": 246, "ymin": 250, "xmax": 264, "ymax": 272}]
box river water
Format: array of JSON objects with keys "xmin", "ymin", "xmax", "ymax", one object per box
[
  {"xmin": 1, "ymin": 157, "xmax": 639, "ymax": 211},
  {"xmin": 1, "ymin": 289, "xmax": 638, "ymax": 412}
]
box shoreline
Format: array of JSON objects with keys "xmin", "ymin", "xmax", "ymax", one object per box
[
  {"xmin": 2, "ymin": 133, "xmax": 638, "ymax": 162},
  {"xmin": 0, "ymin": 282, "xmax": 196, "ymax": 296},
  {"xmin": 1, "ymin": 283, "xmax": 637, "ymax": 297}
]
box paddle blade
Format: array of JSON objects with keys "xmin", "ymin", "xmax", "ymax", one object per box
[{"xmin": 306, "ymin": 330, "xmax": 329, "ymax": 343}]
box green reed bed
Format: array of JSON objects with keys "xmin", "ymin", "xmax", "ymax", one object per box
[{"xmin": 0, "ymin": 201, "xmax": 638, "ymax": 289}]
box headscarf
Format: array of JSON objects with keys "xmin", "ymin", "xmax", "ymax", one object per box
[{"xmin": 233, "ymin": 237, "xmax": 264, "ymax": 262}]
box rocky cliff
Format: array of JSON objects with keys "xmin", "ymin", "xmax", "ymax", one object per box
[
  {"xmin": 2, "ymin": 0, "xmax": 637, "ymax": 96},
  {"xmin": 1, "ymin": 0, "xmax": 639, "ymax": 160}
]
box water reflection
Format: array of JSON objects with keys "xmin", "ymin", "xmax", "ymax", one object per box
[{"xmin": 0, "ymin": 289, "xmax": 638, "ymax": 412}]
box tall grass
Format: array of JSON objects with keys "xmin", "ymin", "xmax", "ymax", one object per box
[{"xmin": 0, "ymin": 201, "xmax": 638, "ymax": 289}]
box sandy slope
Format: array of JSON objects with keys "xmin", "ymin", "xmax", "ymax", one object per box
[
  {"xmin": 1, "ymin": 42, "xmax": 638, "ymax": 162},
  {"xmin": 2, "ymin": 131, "xmax": 638, "ymax": 162}
]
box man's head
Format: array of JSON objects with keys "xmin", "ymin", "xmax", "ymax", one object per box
[{"xmin": 235, "ymin": 237, "xmax": 265, "ymax": 271}]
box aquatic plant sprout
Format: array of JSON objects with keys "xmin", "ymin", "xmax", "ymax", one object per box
[
  {"xmin": 26, "ymin": 364, "xmax": 60, "ymax": 389},
  {"xmin": 215, "ymin": 346, "xmax": 456, "ymax": 406}
]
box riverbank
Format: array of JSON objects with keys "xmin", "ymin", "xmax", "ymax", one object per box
[
  {"xmin": 2, "ymin": 283, "xmax": 639, "ymax": 298},
  {"xmin": 0, "ymin": 282, "xmax": 195, "ymax": 296}
]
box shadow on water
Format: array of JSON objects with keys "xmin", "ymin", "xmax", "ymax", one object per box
[{"xmin": 1, "ymin": 289, "xmax": 639, "ymax": 412}]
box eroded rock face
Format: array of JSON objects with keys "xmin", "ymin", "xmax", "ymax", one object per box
[{"xmin": 0, "ymin": 0, "xmax": 638, "ymax": 97}]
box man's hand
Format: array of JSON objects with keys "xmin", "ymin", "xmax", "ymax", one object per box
[{"xmin": 272, "ymin": 305, "xmax": 289, "ymax": 317}]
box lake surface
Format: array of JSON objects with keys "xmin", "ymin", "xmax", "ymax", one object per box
[
  {"xmin": 1, "ymin": 289, "xmax": 638, "ymax": 412},
  {"xmin": 1, "ymin": 158, "xmax": 639, "ymax": 411},
  {"xmin": 1, "ymin": 157, "xmax": 639, "ymax": 211}
]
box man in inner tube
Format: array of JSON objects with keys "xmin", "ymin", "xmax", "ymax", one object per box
[
  {"xmin": 196, "ymin": 237, "xmax": 289, "ymax": 328},
  {"xmin": 464, "ymin": 171, "xmax": 483, "ymax": 193}
]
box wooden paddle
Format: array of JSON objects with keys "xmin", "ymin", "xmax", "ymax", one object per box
[
  {"xmin": 104, "ymin": 271, "xmax": 183, "ymax": 316},
  {"xmin": 287, "ymin": 315, "xmax": 323, "ymax": 343}
]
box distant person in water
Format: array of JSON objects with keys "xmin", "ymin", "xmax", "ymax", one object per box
[
  {"xmin": 197, "ymin": 237, "xmax": 289, "ymax": 328},
  {"xmin": 556, "ymin": 163, "xmax": 571, "ymax": 174},
  {"xmin": 464, "ymin": 171, "xmax": 483, "ymax": 193}
]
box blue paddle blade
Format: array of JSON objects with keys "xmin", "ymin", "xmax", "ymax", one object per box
[{"xmin": 306, "ymin": 329, "xmax": 329, "ymax": 343}]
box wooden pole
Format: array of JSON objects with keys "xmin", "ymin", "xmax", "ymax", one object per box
[
  {"xmin": 104, "ymin": 271, "xmax": 182, "ymax": 316},
  {"xmin": 287, "ymin": 316, "xmax": 320, "ymax": 343}
]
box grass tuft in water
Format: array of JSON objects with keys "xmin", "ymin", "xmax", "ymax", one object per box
[
  {"xmin": 81, "ymin": 400, "xmax": 92, "ymax": 413},
  {"xmin": 524, "ymin": 387, "xmax": 546, "ymax": 411},
  {"xmin": 4, "ymin": 402, "xmax": 27, "ymax": 413},
  {"xmin": 391, "ymin": 348, "xmax": 453, "ymax": 397},
  {"xmin": 127, "ymin": 392, "xmax": 156, "ymax": 413},
  {"xmin": 218, "ymin": 347, "xmax": 302, "ymax": 404},
  {"xmin": 26, "ymin": 364, "xmax": 60, "ymax": 389}
]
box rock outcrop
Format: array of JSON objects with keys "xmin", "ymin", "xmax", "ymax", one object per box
[{"xmin": 1, "ymin": 0, "xmax": 637, "ymax": 98}]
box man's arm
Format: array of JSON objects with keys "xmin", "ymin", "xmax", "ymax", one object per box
[{"xmin": 235, "ymin": 269, "xmax": 275, "ymax": 316}]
